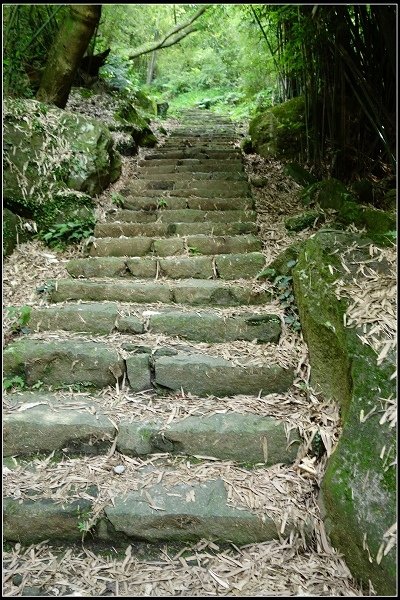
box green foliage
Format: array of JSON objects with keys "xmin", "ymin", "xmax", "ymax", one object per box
[
  {"xmin": 36, "ymin": 217, "xmax": 95, "ymax": 249},
  {"xmin": 111, "ymin": 192, "xmax": 125, "ymax": 207},
  {"xmin": 6, "ymin": 305, "xmax": 32, "ymax": 334},
  {"xmin": 3, "ymin": 375, "xmax": 26, "ymax": 391},
  {"xmin": 259, "ymin": 265, "xmax": 301, "ymax": 332}
]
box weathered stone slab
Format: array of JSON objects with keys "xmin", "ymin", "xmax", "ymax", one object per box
[
  {"xmin": 126, "ymin": 257, "xmax": 157, "ymax": 278},
  {"xmin": 104, "ymin": 479, "xmax": 279, "ymax": 544},
  {"xmin": 158, "ymin": 414, "xmax": 300, "ymax": 465},
  {"xmin": 29, "ymin": 303, "xmax": 118, "ymax": 334},
  {"xmin": 172, "ymin": 279, "xmax": 273, "ymax": 306},
  {"xmin": 4, "ymin": 496, "xmax": 96, "ymax": 543},
  {"xmin": 50, "ymin": 279, "xmax": 272, "ymax": 306},
  {"xmin": 215, "ymin": 252, "xmax": 266, "ymax": 279},
  {"xmin": 122, "ymin": 196, "xmax": 187, "ymax": 210},
  {"xmin": 154, "ymin": 354, "xmax": 293, "ymax": 396},
  {"xmin": 90, "ymin": 237, "xmax": 153, "ymax": 257},
  {"xmin": 115, "ymin": 314, "xmax": 144, "ymax": 334},
  {"xmin": 128, "ymin": 180, "xmax": 250, "ymax": 197},
  {"xmin": 139, "ymin": 159, "xmax": 243, "ymax": 170},
  {"xmin": 3, "ymin": 339, "xmax": 125, "ymax": 388},
  {"xmin": 107, "ymin": 210, "xmax": 157, "ymax": 223},
  {"xmin": 167, "ymin": 222, "xmax": 258, "ymax": 236},
  {"xmin": 145, "ymin": 150, "xmax": 241, "ymax": 160},
  {"xmin": 187, "ymin": 197, "xmax": 254, "ymax": 210},
  {"xmin": 125, "ymin": 354, "xmax": 152, "ymax": 392},
  {"xmin": 186, "ymin": 234, "xmax": 261, "ymax": 255},
  {"xmin": 3, "ymin": 395, "xmax": 115, "ymax": 456},
  {"xmin": 152, "ymin": 238, "xmax": 185, "ymax": 256},
  {"xmin": 116, "ymin": 421, "xmax": 161, "ymax": 456},
  {"xmin": 158, "ymin": 209, "xmax": 256, "ymax": 223},
  {"xmin": 67, "ymin": 257, "xmax": 128, "ymax": 278},
  {"xmin": 138, "ymin": 171, "xmax": 246, "ymax": 182},
  {"xmin": 148, "ymin": 311, "xmax": 281, "ymax": 343},
  {"xmin": 94, "ymin": 222, "xmax": 169, "ymax": 238},
  {"xmin": 159, "ymin": 256, "xmax": 214, "ymax": 279}
]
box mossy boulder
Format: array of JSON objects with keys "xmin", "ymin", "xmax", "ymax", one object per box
[
  {"xmin": 2, "ymin": 208, "xmax": 32, "ymax": 256},
  {"xmin": 3, "ymin": 98, "xmax": 121, "ymax": 230},
  {"xmin": 115, "ymin": 102, "xmax": 157, "ymax": 147},
  {"xmin": 292, "ymin": 231, "xmax": 396, "ymax": 595},
  {"xmin": 300, "ymin": 178, "xmax": 354, "ymax": 210},
  {"xmin": 132, "ymin": 89, "xmax": 157, "ymax": 115},
  {"xmin": 285, "ymin": 210, "xmax": 324, "ymax": 232},
  {"xmin": 284, "ymin": 162, "xmax": 318, "ymax": 187},
  {"xmin": 249, "ymin": 96, "xmax": 306, "ymax": 159}
]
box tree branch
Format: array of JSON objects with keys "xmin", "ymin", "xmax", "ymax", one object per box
[{"xmin": 129, "ymin": 5, "xmax": 209, "ymax": 60}]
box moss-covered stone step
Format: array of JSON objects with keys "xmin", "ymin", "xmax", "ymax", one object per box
[
  {"xmin": 3, "ymin": 339, "xmax": 125, "ymax": 388},
  {"xmin": 107, "ymin": 208, "xmax": 257, "ymax": 224},
  {"xmin": 4, "ymin": 393, "xmax": 299, "ymax": 464},
  {"xmin": 89, "ymin": 234, "xmax": 261, "ymax": 257},
  {"xmin": 49, "ymin": 278, "xmax": 273, "ymax": 306},
  {"xmin": 123, "ymin": 182, "xmax": 251, "ymax": 198},
  {"xmin": 137, "ymin": 171, "xmax": 246, "ymax": 181},
  {"xmin": 144, "ymin": 150, "xmax": 241, "ymax": 160},
  {"xmin": 138, "ymin": 158, "xmax": 243, "ymax": 170},
  {"xmin": 154, "ymin": 353, "xmax": 293, "ymax": 397},
  {"xmin": 67, "ymin": 252, "xmax": 265, "ymax": 280},
  {"xmin": 28, "ymin": 304, "xmax": 281, "ymax": 343},
  {"xmin": 28, "ymin": 302, "xmax": 142, "ymax": 335},
  {"xmin": 3, "ymin": 474, "xmax": 298, "ymax": 546},
  {"xmin": 140, "ymin": 162, "xmax": 244, "ymax": 173},
  {"xmin": 126, "ymin": 180, "xmax": 251, "ymax": 197},
  {"xmin": 147, "ymin": 309, "xmax": 281, "ymax": 342},
  {"xmin": 122, "ymin": 196, "xmax": 254, "ymax": 211},
  {"xmin": 94, "ymin": 221, "xmax": 258, "ymax": 238}
]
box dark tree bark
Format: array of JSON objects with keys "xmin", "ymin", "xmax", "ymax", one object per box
[{"xmin": 36, "ymin": 5, "xmax": 101, "ymax": 108}]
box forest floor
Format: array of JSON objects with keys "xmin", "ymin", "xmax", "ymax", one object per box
[{"xmin": 3, "ymin": 95, "xmax": 395, "ymax": 597}]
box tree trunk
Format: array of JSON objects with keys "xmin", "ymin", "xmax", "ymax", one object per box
[{"xmin": 36, "ymin": 5, "xmax": 101, "ymax": 108}]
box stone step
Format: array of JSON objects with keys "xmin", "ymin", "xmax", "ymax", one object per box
[
  {"xmin": 4, "ymin": 339, "xmax": 293, "ymax": 395},
  {"xmin": 107, "ymin": 208, "xmax": 257, "ymax": 223},
  {"xmin": 146, "ymin": 150, "xmax": 241, "ymax": 160},
  {"xmin": 3, "ymin": 458, "xmax": 305, "ymax": 546},
  {"xmin": 89, "ymin": 234, "xmax": 262, "ymax": 257},
  {"xmin": 28, "ymin": 303, "xmax": 281, "ymax": 343},
  {"xmin": 49, "ymin": 279, "xmax": 273, "ymax": 306},
  {"xmin": 139, "ymin": 162, "xmax": 244, "ymax": 173},
  {"xmin": 136, "ymin": 171, "xmax": 247, "ymax": 181},
  {"xmin": 125, "ymin": 180, "xmax": 251, "ymax": 197},
  {"xmin": 138, "ymin": 158, "xmax": 243, "ymax": 169},
  {"xmin": 4, "ymin": 392, "xmax": 299, "ymax": 464},
  {"xmin": 121, "ymin": 196, "xmax": 254, "ymax": 211},
  {"xmin": 67, "ymin": 252, "xmax": 266, "ymax": 280},
  {"xmin": 94, "ymin": 220, "xmax": 258, "ymax": 238}
]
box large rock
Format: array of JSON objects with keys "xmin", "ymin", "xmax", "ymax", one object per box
[
  {"xmin": 249, "ymin": 96, "xmax": 306, "ymax": 159},
  {"xmin": 292, "ymin": 230, "xmax": 396, "ymax": 595},
  {"xmin": 3, "ymin": 98, "xmax": 121, "ymax": 229},
  {"xmin": 2, "ymin": 208, "xmax": 31, "ymax": 256},
  {"xmin": 115, "ymin": 101, "xmax": 157, "ymax": 147}
]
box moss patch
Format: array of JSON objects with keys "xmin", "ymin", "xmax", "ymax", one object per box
[{"xmin": 293, "ymin": 231, "xmax": 396, "ymax": 595}]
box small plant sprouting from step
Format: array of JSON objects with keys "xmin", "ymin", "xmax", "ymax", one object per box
[
  {"xmin": 75, "ymin": 505, "xmax": 92, "ymax": 540},
  {"xmin": 111, "ymin": 192, "xmax": 125, "ymax": 208},
  {"xmin": 3, "ymin": 375, "xmax": 25, "ymax": 392},
  {"xmin": 188, "ymin": 246, "xmax": 202, "ymax": 255},
  {"xmin": 6, "ymin": 305, "xmax": 31, "ymax": 334},
  {"xmin": 36, "ymin": 281, "xmax": 56, "ymax": 296},
  {"xmin": 157, "ymin": 198, "xmax": 168, "ymax": 209},
  {"xmin": 36, "ymin": 217, "xmax": 95, "ymax": 250}
]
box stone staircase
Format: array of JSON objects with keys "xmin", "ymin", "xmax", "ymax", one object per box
[{"xmin": 3, "ymin": 110, "xmax": 309, "ymax": 552}]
